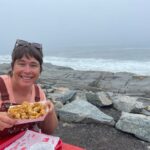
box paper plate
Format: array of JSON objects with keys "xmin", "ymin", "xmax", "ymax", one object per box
[{"xmin": 8, "ymin": 101, "xmax": 49, "ymax": 125}]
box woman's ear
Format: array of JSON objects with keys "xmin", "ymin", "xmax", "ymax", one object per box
[
  {"xmin": 11, "ymin": 62, "xmax": 13, "ymax": 69},
  {"xmin": 10, "ymin": 62, "xmax": 14, "ymax": 76},
  {"xmin": 40, "ymin": 65, "xmax": 43, "ymax": 73}
]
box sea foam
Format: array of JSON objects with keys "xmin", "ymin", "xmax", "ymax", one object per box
[{"xmin": 1, "ymin": 55, "xmax": 150, "ymax": 76}]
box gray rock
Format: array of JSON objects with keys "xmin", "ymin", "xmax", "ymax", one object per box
[
  {"xmin": 86, "ymin": 91, "xmax": 112, "ymax": 107},
  {"xmin": 116, "ymin": 112, "xmax": 150, "ymax": 142},
  {"xmin": 58, "ymin": 100, "xmax": 115, "ymax": 126},
  {"xmin": 112, "ymin": 95, "xmax": 138, "ymax": 112}
]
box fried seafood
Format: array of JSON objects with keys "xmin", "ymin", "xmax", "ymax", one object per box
[{"xmin": 8, "ymin": 101, "xmax": 46, "ymax": 119}]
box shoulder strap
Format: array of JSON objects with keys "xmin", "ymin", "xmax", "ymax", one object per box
[
  {"xmin": 0, "ymin": 77, "xmax": 9, "ymax": 100},
  {"xmin": 0, "ymin": 77, "xmax": 40, "ymax": 102},
  {"xmin": 34, "ymin": 84, "xmax": 40, "ymax": 102}
]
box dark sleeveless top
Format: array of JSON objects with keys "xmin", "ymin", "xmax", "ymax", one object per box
[{"xmin": 0, "ymin": 77, "xmax": 40, "ymax": 139}]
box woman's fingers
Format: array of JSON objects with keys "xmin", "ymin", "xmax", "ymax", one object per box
[
  {"xmin": 0, "ymin": 112, "xmax": 16, "ymax": 131},
  {"xmin": 45, "ymin": 100, "xmax": 54, "ymax": 114},
  {"xmin": 0, "ymin": 121, "xmax": 13, "ymax": 131}
]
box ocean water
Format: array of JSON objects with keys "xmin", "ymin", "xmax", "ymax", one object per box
[{"xmin": 1, "ymin": 48, "xmax": 150, "ymax": 76}]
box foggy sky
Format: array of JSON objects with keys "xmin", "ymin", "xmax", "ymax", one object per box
[{"xmin": 0, "ymin": 0, "xmax": 150, "ymax": 55}]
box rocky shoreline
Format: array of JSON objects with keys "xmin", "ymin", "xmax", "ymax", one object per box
[{"xmin": 0, "ymin": 63, "xmax": 150, "ymax": 150}]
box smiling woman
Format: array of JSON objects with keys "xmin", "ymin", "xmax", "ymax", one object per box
[
  {"xmin": 0, "ymin": 39, "xmax": 58, "ymax": 139},
  {"xmin": 12, "ymin": 56, "xmax": 41, "ymax": 90},
  {"xmin": 11, "ymin": 39, "xmax": 43, "ymax": 74}
]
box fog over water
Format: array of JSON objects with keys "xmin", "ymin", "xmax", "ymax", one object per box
[
  {"xmin": 0, "ymin": 0, "xmax": 150, "ymax": 55},
  {"xmin": 0, "ymin": 0, "xmax": 150, "ymax": 75}
]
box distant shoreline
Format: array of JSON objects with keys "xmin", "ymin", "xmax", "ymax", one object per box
[
  {"xmin": 0, "ymin": 62, "xmax": 149, "ymax": 77},
  {"xmin": 0, "ymin": 54, "xmax": 150, "ymax": 75}
]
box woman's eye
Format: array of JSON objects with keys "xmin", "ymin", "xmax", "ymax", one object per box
[
  {"xmin": 30, "ymin": 64, "xmax": 39, "ymax": 68},
  {"xmin": 18, "ymin": 63, "xmax": 26, "ymax": 66},
  {"xmin": 16, "ymin": 62, "xmax": 39, "ymax": 68}
]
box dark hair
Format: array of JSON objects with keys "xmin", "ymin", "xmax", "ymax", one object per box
[{"xmin": 10, "ymin": 39, "xmax": 43, "ymax": 75}]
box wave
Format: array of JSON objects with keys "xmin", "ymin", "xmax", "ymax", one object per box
[
  {"xmin": 44, "ymin": 56, "xmax": 150, "ymax": 76},
  {"xmin": 1, "ymin": 55, "xmax": 150, "ymax": 76}
]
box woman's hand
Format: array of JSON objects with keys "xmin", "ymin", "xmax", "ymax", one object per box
[
  {"xmin": 0, "ymin": 112, "xmax": 17, "ymax": 131},
  {"xmin": 45, "ymin": 100, "xmax": 55, "ymax": 114}
]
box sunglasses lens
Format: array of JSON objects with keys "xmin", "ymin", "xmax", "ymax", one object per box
[
  {"xmin": 32, "ymin": 43, "xmax": 42, "ymax": 49},
  {"xmin": 15, "ymin": 40, "xmax": 42, "ymax": 50},
  {"xmin": 16, "ymin": 40, "xmax": 28, "ymax": 47}
]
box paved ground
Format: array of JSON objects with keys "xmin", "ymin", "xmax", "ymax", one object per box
[
  {"xmin": 53, "ymin": 107, "xmax": 150, "ymax": 150},
  {"xmin": 54, "ymin": 121, "xmax": 150, "ymax": 150}
]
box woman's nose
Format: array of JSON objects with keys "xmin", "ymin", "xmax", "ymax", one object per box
[{"xmin": 23, "ymin": 64, "xmax": 32, "ymax": 72}]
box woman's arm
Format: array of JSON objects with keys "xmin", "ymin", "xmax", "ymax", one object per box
[
  {"xmin": 0, "ymin": 98, "xmax": 16, "ymax": 131},
  {"xmin": 38, "ymin": 100, "xmax": 58, "ymax": 134}
]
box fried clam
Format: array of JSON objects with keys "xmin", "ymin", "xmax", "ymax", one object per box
[{"xmin": 8, "ymin": 101, "xmax": 46, "ymax": 119}]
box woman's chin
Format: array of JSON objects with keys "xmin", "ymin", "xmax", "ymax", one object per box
[{"xmin": 20, "ymin": 81, "xmax": 33, "ymax": 87}]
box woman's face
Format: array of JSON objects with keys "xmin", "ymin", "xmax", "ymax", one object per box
[{"xmin": 12, "ymin": 55, "xmax": 41, "ymax": 88}]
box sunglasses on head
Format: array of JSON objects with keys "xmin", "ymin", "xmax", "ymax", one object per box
[{"xmin": 15, "ymin": 39, "xmax": 42, "ymax": 50}]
